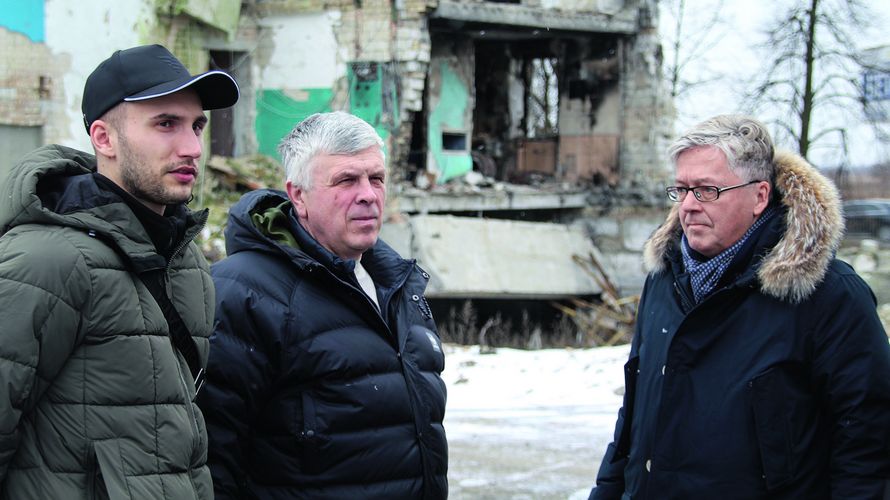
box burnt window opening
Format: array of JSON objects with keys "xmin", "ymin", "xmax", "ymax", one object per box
[
  {"xmin": 442, "ymin": 132, "xmax": 469, "ymax": 152},
  {"xmin": 522, "ymin": 57, "xmax": 559, "ymax": 138},
  {"xmin": 209, "ymin": 50, "xmax": 244, "ymax": 157},
  {"xmin": 38, "ymin": 76, "xmax": 52, "ymax": 99},
  {"xmin": 408, "ymin": 108, "xmax": 428, "ymax": 183}
]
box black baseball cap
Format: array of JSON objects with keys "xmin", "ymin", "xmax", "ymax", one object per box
[{"xmin": 82, "ymin": 44, "xmax": 240, "ymax": 133}]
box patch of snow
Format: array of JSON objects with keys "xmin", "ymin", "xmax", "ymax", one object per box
[
  {"xmin": 442, "ymin": 343, "xmax": 631, "ymax": 499},
  {"xmin": 443, "ymin": 343, "xmax": 630, "ymax": 413}
]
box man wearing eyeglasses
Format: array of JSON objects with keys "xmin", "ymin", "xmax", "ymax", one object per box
[{"xmin": 590, "ymin": 115, "xmax": 890, "ymax": 499}]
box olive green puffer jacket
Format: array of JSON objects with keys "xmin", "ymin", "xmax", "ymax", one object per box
[{"xmin": 0, "ymin": 145, "xmax": 213, "ymax": 499}]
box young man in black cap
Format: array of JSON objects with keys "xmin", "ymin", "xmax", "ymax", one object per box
[{"xmin": 0, "ymin": 44, "xmax": 238, "ymax": 498}]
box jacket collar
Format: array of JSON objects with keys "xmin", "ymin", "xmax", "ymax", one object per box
[
  {"xmin": 1, "ymin": 144, "xmax": 206, "ymax": 271},
  {"xmin": 643, "ymin": 150, "xmax": 843, "ymax": 303},
  {"xmin": 227, "ymin": 189, "xmax": 413, "ymax": 289}
]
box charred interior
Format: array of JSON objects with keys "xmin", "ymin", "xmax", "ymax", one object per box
[{"xmin": 411, "ymin": 17, "xmax": 623, "ymax": 189}]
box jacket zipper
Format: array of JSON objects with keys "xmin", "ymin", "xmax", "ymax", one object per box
[
  {"xmin": 311, "ymin": 259, "xmax": 414, "ymax": 341},
  {"xmin": 164, "ymin": 210, "xmax": 207, "ymax": 274},
  {"xmin": 673, "ymin": 280, "xmax": 694, "ymax": 312},
  {"xmin": 163, "ymin": 212, "xmax": 208, "ymax": 465},
  {"xmin": 311, "ymin": 260, "xmax": 435, "ymax": 492}
]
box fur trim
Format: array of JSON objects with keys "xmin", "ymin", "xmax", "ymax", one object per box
[{"xmin": 642, "ymin": 150, "xmax": 843, "ymax": 303}]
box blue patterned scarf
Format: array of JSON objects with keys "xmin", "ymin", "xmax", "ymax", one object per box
[{"xmin": 681, "ymin": 206, "xmax": 777, "ymax": 303}]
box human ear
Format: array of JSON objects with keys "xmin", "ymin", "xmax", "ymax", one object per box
[
  {"xmin": 752, "ymin": 181, "xmax": 771, "ymax": 217},
  {"xmin": 90, "ymin": 120, "xmax": 116, "ymax": 159},
  {"xmin": 286, "ymin": 180, "xmax": 308, "ymax": 219}
]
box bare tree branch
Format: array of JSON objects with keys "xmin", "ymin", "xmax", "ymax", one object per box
[
  {"xmin": 744, "ymin": 0, "xmax": 877, "ymax": 161},
  {"xmin": 664, "ymin": 0, "xmax": 728, "ymax": 99}
]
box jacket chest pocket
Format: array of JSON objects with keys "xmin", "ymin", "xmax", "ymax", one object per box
[
  {"xmin": 90, "ymin": 440, "xmax": 130, "ymax": 500},
  {"xmin": 298, "ymin": 392, "xmax": 318, "ymax": 440},
  {"xmin": 294, "ymin": 392, "xmax": 329, "ymax": 474},
  {"xmin": 613, "ymin": 355, "xmax": 640, "ymax": 461},
  {"xmin": 748, "ymin": 365, "xmax": 814, "ymax": 491}
]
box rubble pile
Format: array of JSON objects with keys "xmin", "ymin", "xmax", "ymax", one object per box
[
  {"xmin": 553, "ymin": 252, "xmax": 640, "ymax": 346},
  {"xmin": 838, "ymin": 238, "xmax": 890, "ymax": 336},
  {"xmin": 196, "ymin": 154, "xmax": 283, "ymax": 261}
]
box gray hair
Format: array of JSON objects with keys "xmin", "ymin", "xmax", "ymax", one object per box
[
  {"xmin": 278, "ymin": 111, "xmax": 385, "ymax": 189},
  {"xmin": 667, "ymin": 114, "xmax": 775, "ymax": 186}
]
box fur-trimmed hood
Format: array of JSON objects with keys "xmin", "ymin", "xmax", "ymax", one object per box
[{"xmin": 642, "ymin": 150, "xmax": 844, "ymax": 303}]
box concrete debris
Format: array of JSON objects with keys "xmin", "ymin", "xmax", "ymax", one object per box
[
  {"xmin": 553, "ymin": 252, "xmax": 639, "ymax": 346},
  {"xmin": 837, "ymin": 238, "xmax": 890, "ymax": 336}
]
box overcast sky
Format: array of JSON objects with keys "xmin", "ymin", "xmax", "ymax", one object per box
[{"xmin": 660, "ymin": 0, "xmax": 890, "ymax": 168}]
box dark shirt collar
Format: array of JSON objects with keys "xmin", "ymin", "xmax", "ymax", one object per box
[{"xmin": 93, "ymin": 173, "xmax": 187, "ymax": 261}]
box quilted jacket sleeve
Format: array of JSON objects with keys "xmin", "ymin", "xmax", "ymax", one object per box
[
  {"xmin": 196, "ymin": 264, "xmax": 281, "ymax": 499},
  {"xmin": 0, "ymin": 228, "xmax": 88, "ymax": 481},
  {"xmin": 810, "ymin": 265, "xmax": 890, "ymax": 499}
]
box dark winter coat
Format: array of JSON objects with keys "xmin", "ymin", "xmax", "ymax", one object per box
[
  {"xmin": 197, "ymin": 189, "xmax": 448, "ymax": 500},
  {"xmin": 592, "ymin": 151, "xmax": 890, "ymax": 499},
  {"xmin": 0, "ymin": 145, "xmax": 214, "ymax": 499}
]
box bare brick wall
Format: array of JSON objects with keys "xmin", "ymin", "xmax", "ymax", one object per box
[{"xmin": 0, "ymin": 29, "xmax": 56, "ymax": 128}]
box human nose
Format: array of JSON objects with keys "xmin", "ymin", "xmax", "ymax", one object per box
[
  {"xmin": 680, "ymin": 189, "xmax": 702, "ymax": 210},
  {"xmin": 355, "ymin": 176, "xmax": 379, "ymax": 204},
  {"xmin": 177, "ymin": 129, "xmax": 203, "ymax": 160}
]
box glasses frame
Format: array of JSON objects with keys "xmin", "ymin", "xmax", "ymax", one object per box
[{"xmin": 665, "ymin": 180, "xmax": 762, "ymax": 203}]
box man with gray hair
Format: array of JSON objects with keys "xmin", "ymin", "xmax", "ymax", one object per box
[
  {"xmin": 591, "ymin": 115, "xmax": 890, "ymax": 499},
  {"xmin": 197, "ymin": 112, "xmax": 448, "ymax": 499}
]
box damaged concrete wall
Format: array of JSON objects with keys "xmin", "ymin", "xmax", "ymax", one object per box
[
  {"xmin": 381, "ymin": 214, "xmax": 603, "ymax": 298},
  {"xmin": 584, "ymin": 203, "xmax": 669, "ymax": 295},
  {"xmin": 558, "ymin": 42, "xmax": 622, "ymax": 184},
  {"xmin": 254, "ymin": 11, "xmax": 341, "ymax": 157},
  {"xmin": 618, "ymin": 0, "xmax": 675, "ymax": 188},
  {"xmin": 0, "ymin": 0, "xmax": 152, "ymax": 150},
  {"xmin": 1, "ymin": 25, "xmax": 53, "ymax": 164},
  {"xmin": 248, "ymin": 0, "xmax": 434, "ymax": 173},
  {"xmin": 426, "ymin": 40, "xmax": 474, "ymax": 183},
  {"xmin": 425, "ymin": 0, "xmax": 670, "ymax": 189},
  {"xmin": 4, "ymin": 0, "xmax": 673, "ymax": 196},
  {"xmin": 174, "ymin": 0, "xmax": 241, "ymax": 38},
  {"xmin": 1, "ymin": 0, "xmax": 244, "ymax": 157}
]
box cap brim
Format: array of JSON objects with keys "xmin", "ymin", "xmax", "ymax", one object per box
[{"xmin": 124, "ymin": 70, "xmax": 240, "ymax": 110}]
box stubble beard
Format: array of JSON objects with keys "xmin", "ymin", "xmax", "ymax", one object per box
[{"xmin": 117, "ymin": 133, "xmax": 193, "ymax": 208}]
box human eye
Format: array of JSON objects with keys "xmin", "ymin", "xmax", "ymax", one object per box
[
  {"xmin": 193, "ymin": 117, "xmax": 208, "ymax": 135},
  {"xmin": 697, "ymin": 186, "xmax": 719, "ymax": 200}
]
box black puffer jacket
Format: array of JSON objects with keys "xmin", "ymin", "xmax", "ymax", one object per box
[
  {"xmin": 197, "ymin": 189, "xmax": 448, "ymax": 500},
  {"xmin": 591, "ymin": 151, "xmax": 890, "ymax": 499}
]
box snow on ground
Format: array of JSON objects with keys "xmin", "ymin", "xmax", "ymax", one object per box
[
  {"xmin": 442, "ymin": 343, "xmax": 632, "ymax": 500},
  {"xmin": 443, "ymin": 343, "xmax": 631, "ymax": 413}
]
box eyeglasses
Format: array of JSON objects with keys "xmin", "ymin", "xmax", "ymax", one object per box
[{"xmin": 665, "ymin": 180, "xmax": 762, "ymax": 202}]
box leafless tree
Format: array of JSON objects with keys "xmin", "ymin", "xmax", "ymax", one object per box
[
  {"xmin": 744, "ymin": 0, "xmax": 873, "ymax": 163},
  {"xmin": 522, "ymin": 57, "xmax": 559, "ymax": 138},
  {"xmin": 661, "ymin": 0, "xmax": 727, "ymax": 100}
]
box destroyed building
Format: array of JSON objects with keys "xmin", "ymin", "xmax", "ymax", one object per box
[{"xmin": 1, "ymin": 0, "xmax": 674, "ymax": 345}]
